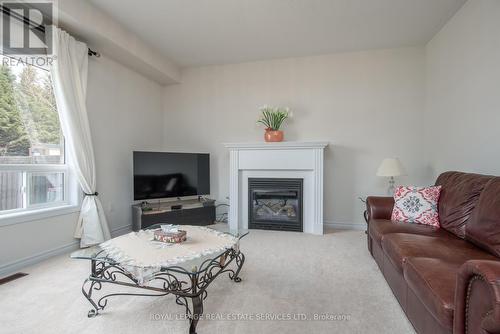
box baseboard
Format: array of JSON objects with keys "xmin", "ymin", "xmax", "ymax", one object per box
[
  {"xmin": 0, "ymin": 240, "xmax": 80, "ymax": 278},
  {"xmin": 324, "ymin": 221, "xmax": 366, "ymax": 231},
  {"xmin": 0, "ymin": 224, "xmax": 133, "ymax": 278}
]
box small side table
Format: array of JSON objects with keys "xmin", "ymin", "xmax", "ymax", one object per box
[{"xmin": 359, "ymin": 197, "xmax": 368, "ymax": 233}]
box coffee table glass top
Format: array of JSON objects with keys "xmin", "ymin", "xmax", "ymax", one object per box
[{"xmin": 70, "ymin": 224, "xmax": 248, "ymax": 275}]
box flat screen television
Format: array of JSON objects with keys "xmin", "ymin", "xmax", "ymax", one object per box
[{"xmin": 133, "ymin": 151, "xmax": 210, "ymax": 201}]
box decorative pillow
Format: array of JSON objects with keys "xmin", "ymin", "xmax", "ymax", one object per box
[{"xmin": 391, "ymin": 186, "xmax": 442, "ymax": 227}]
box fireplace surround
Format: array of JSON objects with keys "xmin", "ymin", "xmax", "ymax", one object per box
[{"xmin": 224, "ymin": 141, "xmax": 328, "ymax": 235}]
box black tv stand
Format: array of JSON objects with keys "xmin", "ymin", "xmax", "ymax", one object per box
[{"xmin": 132, "ymin": 198, "xmax": 216, "ymax": 231}]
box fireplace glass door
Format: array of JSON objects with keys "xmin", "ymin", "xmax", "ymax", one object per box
[{"xmin": 248, "ymin": 178, "xmax": 303, "ymax": 232}]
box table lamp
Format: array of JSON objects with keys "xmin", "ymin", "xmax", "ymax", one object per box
[{"xmin": 376, "ymin": 158, "xmax": 406, "ymax": 195}]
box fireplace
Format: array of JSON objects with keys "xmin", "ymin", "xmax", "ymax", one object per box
[
  {"xmin": 248, "ymin": 178, "xmax": 303, "ymax": 232},
  {"xmin": 225, "ymin": 141, "xmax": 327, "ymax": 234}
]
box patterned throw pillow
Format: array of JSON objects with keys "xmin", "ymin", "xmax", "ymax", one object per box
[{"xmin": 391, "ymin": 186, "xmax": 442, "ymax": 227}]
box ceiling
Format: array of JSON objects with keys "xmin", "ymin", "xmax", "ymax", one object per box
[{"xmin": 88, "ymin": 0, "xmax": 466, "ymax": 67}]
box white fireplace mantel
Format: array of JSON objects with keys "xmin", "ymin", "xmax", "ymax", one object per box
[{"xmin": 224, "ymin": 141, "xmax": 329, "ymax": 235}]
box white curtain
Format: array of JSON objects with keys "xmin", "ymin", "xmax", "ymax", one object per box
[{"xmin": 50, "ymin": 27, "xmax": 111, "ymax": 247}]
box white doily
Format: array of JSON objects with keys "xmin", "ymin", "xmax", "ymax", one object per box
[{"xmin": 100, "ymin": 226, "xmax": 239, "ymax": 283}]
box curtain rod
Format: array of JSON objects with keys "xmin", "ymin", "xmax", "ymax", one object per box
[{"xmin": 1, "ymin": 5, "xmax": 100, "ymax": 57}]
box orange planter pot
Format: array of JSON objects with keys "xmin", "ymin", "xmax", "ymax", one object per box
[{"xmin": 264, "ymin": 130, "xmax": 284, "ymax": 142}]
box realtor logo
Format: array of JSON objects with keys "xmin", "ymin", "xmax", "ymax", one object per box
[{"xmin": 1, "ymin": 1, "xmax": 54, "ymax": 55}]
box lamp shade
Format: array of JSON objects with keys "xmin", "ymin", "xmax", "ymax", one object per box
[{"xmin": 376, "ymin": 158, "xmax": 406, "ymax": 177}]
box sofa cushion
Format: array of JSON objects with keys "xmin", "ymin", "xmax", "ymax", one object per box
[
  {"xmin": 369, "ymin": 219, "xmax": 452, "ymax": 246},
  {"xmin": 467, "ymin": 178, "xmax": 500, "ymax": 257},
  {"xmin": 404, "ymin": 258, "xmax": 460, "ymax": 330},
  {"xmin": 381, "ymin": 233, "xmax": 496, "ymax": 273},
  {"xmin": 435, "ymin": 171, "xmax": 494, "ymax": 239}
]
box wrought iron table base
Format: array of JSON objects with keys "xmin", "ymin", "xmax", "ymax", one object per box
[{"xmin": 81, "ymin": 248, "xmax": 245, "ymax": 334}]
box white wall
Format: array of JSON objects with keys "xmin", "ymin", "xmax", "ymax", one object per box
[
  {"xmin": 86, "ymin": 55, "xmax": 164, "ymax": 232},
  {"xmin": 426, "ymin": 0, "xmax": 500, "ymax": 177},
  {"xmin": 0, "ymin": 212, "xmax": 80, "ymax": 274},
  {"xmin": 163, "ymin": 47, "xmax": 429, "ymax": 227},
  {"xmin": 0, "ymin": 55, "xmax": 164, "ymax": 274}
]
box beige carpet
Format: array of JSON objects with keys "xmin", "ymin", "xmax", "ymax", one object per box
[{"xmin": 0, "ymin": 228, "xmax": 415, "ymax": 334}]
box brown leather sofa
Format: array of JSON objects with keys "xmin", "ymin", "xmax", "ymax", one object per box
[{"xmin": 366, "ymin": 171, "xmax": 500, "ymax": 334}]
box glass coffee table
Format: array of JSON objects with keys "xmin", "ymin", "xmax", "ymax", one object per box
[{"xmin": 71, "ymin": 224, "xmax": 248, "ymax": 334}]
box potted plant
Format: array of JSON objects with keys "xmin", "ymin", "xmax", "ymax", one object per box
[{"xmin": 257, "ymin": 106, "xmax": 290, "ymax": 142}]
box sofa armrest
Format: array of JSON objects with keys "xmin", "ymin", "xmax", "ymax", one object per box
[
  {"xmin": 366, "ymin": 196, "xmax": 394, "ymax": 221},
  {"xmin": 455, "ymin": 260, "xmax": 500, "ymax": 334}
]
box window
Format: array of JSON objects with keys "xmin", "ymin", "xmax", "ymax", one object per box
[{"xmin": 0, "ymin": 54, "xmax": 75, "ymax": 217}]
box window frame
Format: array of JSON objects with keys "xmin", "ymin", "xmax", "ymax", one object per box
[
  {"xmin": 0, "ymin": 163, "xmax": 80, "ymax": 227},
  {"xmin": 0, "ymin": 54, "xmax": 80, "ymax": 226},
  {"xmin": 1, "ymin": 164, "xmax": 69, "ymax": 209}
]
